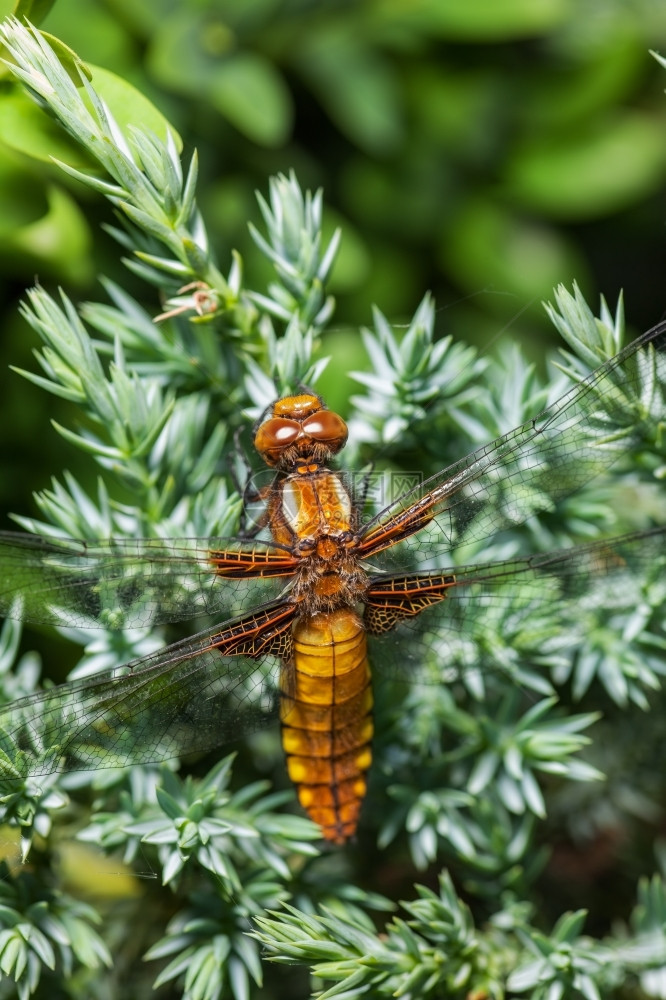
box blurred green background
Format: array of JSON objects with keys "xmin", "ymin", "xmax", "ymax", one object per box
[{"xmin": 2, "ymin": 0, "xmax": 666, "ymax": 521}]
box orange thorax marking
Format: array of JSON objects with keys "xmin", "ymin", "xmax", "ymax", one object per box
[{"xmin": 279, "ymin": 473, "xmax": 352, "ymax": 540}]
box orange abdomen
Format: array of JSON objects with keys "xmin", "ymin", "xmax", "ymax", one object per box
[{"xmin": 280, "ymin": 609, "xmax": 372, "ymax": 843}]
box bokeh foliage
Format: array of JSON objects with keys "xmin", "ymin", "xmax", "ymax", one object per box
[{"xmin": 2, "ymin": 0, "xmax": 666, "ymax": 519}]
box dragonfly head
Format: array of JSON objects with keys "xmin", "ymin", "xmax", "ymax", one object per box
[{"xmin": 255, "ymin": 393, "xmax": 348, "ymax": 469}]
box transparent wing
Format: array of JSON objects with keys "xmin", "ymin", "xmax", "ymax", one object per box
[
  {"xmin": 365, "ymin": 526, "xmax": 666, "ymax": 687},
  {"xmin": 0, "ymin": 598, "xmax": 297, "ymax": 778},
  {"xmin": 1, "ymin": 529, "xmax": 662, "ymax": 780},
  {"xmin": 358, "ymin": 323, "xmax": 666, "ymax": 567},
  {"xmin": 0, "ymin": 533, "xmax": 298, "ymax": 629}
]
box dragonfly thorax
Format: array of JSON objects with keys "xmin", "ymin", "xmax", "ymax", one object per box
[{"xmin": 291, "ymin": 544, "xmax": 369, "ymax": 613}]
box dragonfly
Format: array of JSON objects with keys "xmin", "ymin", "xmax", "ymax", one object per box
[{"xmin": 0, "ymin": 324, "xmax": 665, "ymax": 843}]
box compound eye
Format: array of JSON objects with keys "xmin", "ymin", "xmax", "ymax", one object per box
[
  {"xmin": 303, "ymin": 409, "xmax": 348, "ymax": 448},
  {"xmin": 254, "ymin": 417, "xmax": 300, "ymax": 459}
]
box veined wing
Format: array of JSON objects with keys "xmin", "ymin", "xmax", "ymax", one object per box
[
  {"xmin": 0, "ymin": 532, "xmax": 298, "ymax": 630},
  {"xmin": 358, "ymin": 323, "xmax": 666, "ymax": 565},
  {"xmin": 0, "ymin": 597, "xmax": 297, "ymax": 779},
  {"xmin": 1, "ymin": 529, "xmax": 662, "ymax": 779},
  {"xmin": 365, "ymin": 526, "xmax": 666, "ymax": 687}
]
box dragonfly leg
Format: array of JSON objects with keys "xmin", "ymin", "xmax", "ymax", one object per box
[{"xmin": 228, "ymin": 427, "xmax": 273, "ymax": 538}]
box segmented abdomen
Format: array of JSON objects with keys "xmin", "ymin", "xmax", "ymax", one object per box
[{"xmin": 280, "ymin": 609, "xmax": 372, "ymax": 843}]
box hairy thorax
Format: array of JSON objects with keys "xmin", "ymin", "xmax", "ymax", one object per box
[{"xmin": 268, "ymin": 469, "xmax": 368, "ymax": 613}]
